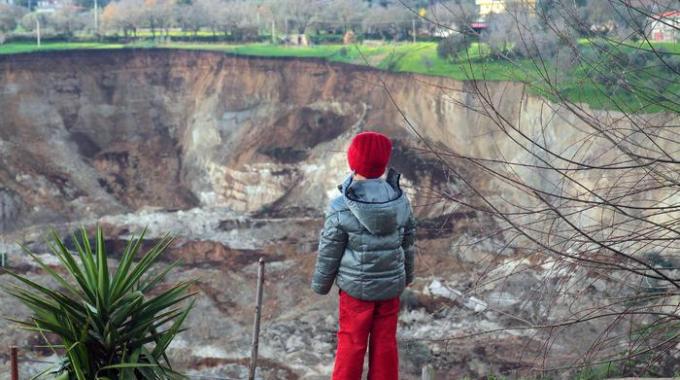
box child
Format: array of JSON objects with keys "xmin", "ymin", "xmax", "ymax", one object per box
[{"xmin": 311, "ymin": 131, "xmax": 416, "ymax": 380}]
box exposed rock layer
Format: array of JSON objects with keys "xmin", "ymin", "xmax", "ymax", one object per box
[{"xmin": 0, "ymin": 49, "xmax": 505, "ymax": 231}]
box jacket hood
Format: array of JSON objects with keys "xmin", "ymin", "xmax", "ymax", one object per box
[{"xmin": 340, "ymin": 168, "xmax": 408, "ymax": 235}]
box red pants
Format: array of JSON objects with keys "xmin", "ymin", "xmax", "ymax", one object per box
[{"xmin": 332, "ymin": 290, "xmax": 400, "ymax": 380}]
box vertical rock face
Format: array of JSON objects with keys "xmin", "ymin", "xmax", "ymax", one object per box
[{"xmin": 0, "ymin": 50, "xmax": 476, "ymax": 230}]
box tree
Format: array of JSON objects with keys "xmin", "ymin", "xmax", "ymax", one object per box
[
  {"xmin": 319, "ymin": 0, "xmax": 367, "ymax": 33},
  {"xmin": 175, "ymin": 0, "xmax": 210, "ymax": 36},
  {"xmin": 362, "ymin": 4, "xmax": 411, "ymax": 40},
  {"xmin": 266, "ymin": 0, "xmax": 324, "ymax": 35},
  {"xmin": 413, "ymin": 0, "xmax": 680, "ymax": 375},
  {"xmin": 76, "ymin": 9, "xmax": 99, "ymax": 34},
  {"xmin": 102, "ymin": 0, "xmax": 144, "ymax": 37},
  {"xmin": 72, "ymin": 0, "xmax": 113, "ymax": 10},
  {"xmin": 0, "ymin": 4, "xmax": 26, "ymax": 38},
  {"xmin": 481, "ymin": 11, "xmax": 516, "ymax": 57},
  {"xmin": 140, "ymin": 0, "xmax": 176, "ymax": 38},
  {"xmin": 194, "ymin": 0, "xmax": 224, "ymax": 38},
  {"xmin": 425, "ymin": 0, "xmax": 477, "ymax": 30},
  {"xmin": 482, "ymin": 5, "xmax": 569, "ymax": 61},
  {"xmin": 48, "ymin": 4, "xmax": 87, "ymax": 36},
  {"xmin": 437, "ymin": 32, "xmax": 469, "ymax": 60},
  {"xmin": 211, "ymin": 0, "xmax": 253, "ymax": 39},
  {"xmin": 19, "ymin": 11, "xmax": 48, "ymax": 33},
  {"xmin": 432, "ymin": 1, "xmax": 479, "ymax": 60},
  {"xmin": 230, "ymin": 1, "xmax": 261, "ymax": 41},
  {"xmin": 427, "ymin": 0, "xmax": 474, "ymax": 28}
]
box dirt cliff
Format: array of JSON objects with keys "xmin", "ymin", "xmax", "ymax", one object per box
[
  {"xmin": 0, "ymin": 49, "xmax": 514, "ymax": 231},
  {"xmin": 1, "ymin": 50, "xmax": 678, "ymax": 379}
]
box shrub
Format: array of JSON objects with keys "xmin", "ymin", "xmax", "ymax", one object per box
[
  {"xmin": 515, "ymin": 30, "xmax": 560, "ymax": 60},
  {"xmin": 4, "ymin": 226, "xmax": 195, "ymax": 379},
  {"xmin": 421, "ymin": 54, "xmax": 434, "ymax": 69},
  {"xmin": 0, "ymin": 4, "xmax": 25, "ymax": 34},
  {"xmin": 308, "ymin": 33, "xmax": 346, "ymax": 45},
  {"xmin": 437, "ymin": 33, "xmax": 469, "ymax": 61},
  {"xmin": 626, "ymin": 49, "xmax": 653, "ymax": 69},
  {"xmin": 481, "ymin": 12, "xmax": 514, "ymax": 58}
]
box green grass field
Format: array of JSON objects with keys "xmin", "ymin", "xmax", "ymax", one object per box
[
  {"xmin": 0, "ymin": 40, "xmax": 677, "ymax": 113},
  {"xmin": 0, "ymin": 41, "xmax": 125, "ymax": 55},
  {"xmin": 157, "ymin": 42, "xmax": 533, "ymax": 82},
  {"xmin": 0, "ymin": 41, "xmax": 521, "ymax": 81}
]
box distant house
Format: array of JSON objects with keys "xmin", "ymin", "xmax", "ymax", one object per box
[
  {"xmin": 432, "ymin": 26, "xmax": 456, "ymax": 38},
  {"xmin": 281, "ymin": 33, "xmax": 309, "ymax": 46},
  {"xmin": 432, "ymin": 21, "xmax": 487, "ymax": 38},
  {"xmin": 35, "ymin": 0, "xmax": 67, "ymax": 13},
  {"xmin": 471, "ymin": 22, "xmax": 488, "ymax": 33},
  {"xmin": 649, "ymin": 11, "xmax": 680, "ymax": 42},
  {"xmin": 476, "ymin": 0, "xmax": 537, "ymax": 18}
]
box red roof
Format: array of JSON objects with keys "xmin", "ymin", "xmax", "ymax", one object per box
[{"xmin": 655, "ymin": 10, "xmax": 680, "ymax": 18}]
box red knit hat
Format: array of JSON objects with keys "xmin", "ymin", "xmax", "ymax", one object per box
[{"xmin": 347, "ymin": 131, "xmax": 392, "ymax": 179}]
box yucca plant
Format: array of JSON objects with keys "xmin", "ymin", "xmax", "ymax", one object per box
[{"xmin": 3, "ymin": 225, "xmax": 195, "ymax": 379}]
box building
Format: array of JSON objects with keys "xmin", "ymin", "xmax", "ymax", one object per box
[
  {"xmin": 476, "ymin": 0, "xmax": 537, "ymax": 18},
  {"xmin": 649, "ymin": 11, "xmax": 680, "ymax": 42},
  {"xmin": 281, "ymin": 33, "xmax": 310, "ymax": 46},
  {"xmin": 35, "ymin": 0, "xmax": 68, "ymax": 13}
]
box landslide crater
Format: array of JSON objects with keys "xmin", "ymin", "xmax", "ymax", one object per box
[
  {"xmin": 0, "ymin": 50, "xmax": 519, "ymax": 379},
  {"xmin": 4, "ymin": 48, "xmax": 676, "ymax": 380},
  {"xmin": 0, "ymin": 49, "xmax": 470, "ymax": 232}
]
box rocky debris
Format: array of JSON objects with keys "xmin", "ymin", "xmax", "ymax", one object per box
[
  {"xmin": 97, "ymin": 207, "xmax": 320, "ymax": 253},
  {"xmin": 0, "ymin": 205, "xmax": 654, "ymax": 379},
  {"xmin": 427, "ymin": 279, "xmax": 488, "ymax": 312}
]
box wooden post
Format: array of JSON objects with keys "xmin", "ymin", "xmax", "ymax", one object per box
[
  {"xmin": 10, "ymin": 346, "xmax": 18, "ymax": 380},
  {"xmin": 248, "ymin": 258, "xmax": 265, "ymax": 380},
  {"xmin": 421, "ymin": 364, "xmax": 435, "ymax": 380}
]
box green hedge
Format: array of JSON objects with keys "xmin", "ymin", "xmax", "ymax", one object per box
[{"xmin": 309, "ymin": 34, "xmax": 346, "ymax": 44}]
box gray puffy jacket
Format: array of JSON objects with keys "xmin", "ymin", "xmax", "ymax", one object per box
[{"xmin": 311, "ymin": 169, "xmax": 416, "ymax": 301}]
